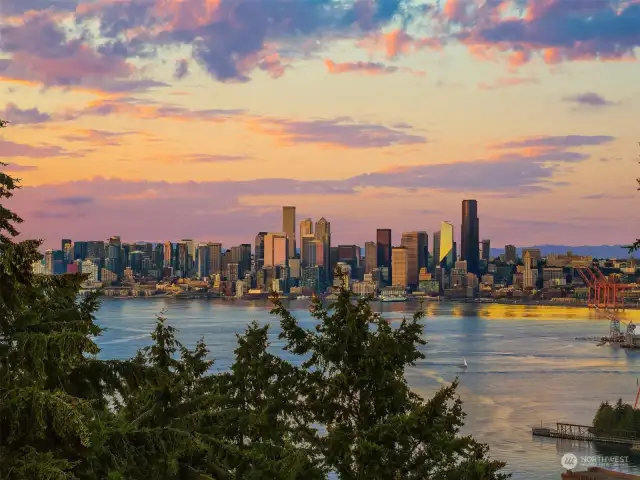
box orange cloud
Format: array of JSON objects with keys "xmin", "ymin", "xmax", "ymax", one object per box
[
  {"xmin": 64, "ymin": 98, "xmax": 249, "ymax": 123},
  {"xmin": 60, "ymin": 129, "xmax": 155, "ymax": 146},
  {"xmin": 325, "ymin": 59, "xmax": 397, "ymax": 75},
  {"xmin": 356, "ymin": 29, "xmax": 443, "ymax": 60}
]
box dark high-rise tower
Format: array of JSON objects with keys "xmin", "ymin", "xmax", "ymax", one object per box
[
  {"xmin": 481, "ymin": 239, "xmax": 491, "ymax": 261},
  {"xmin": 376, "ymin": 229, "xmax": 392, "ymax": 285},
  {"xmin": 461, "ymin": 200, "xmax": 480, "ymax": 275}
]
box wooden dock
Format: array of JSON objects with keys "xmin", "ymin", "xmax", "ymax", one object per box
[{"xmin": 532, "ymin": 422, "xmax": 637, "ymax": 445}]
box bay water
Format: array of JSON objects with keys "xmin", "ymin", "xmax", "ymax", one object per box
[{"xmin": 95, "ymin": 298, "xmax": 640, "ymax": 479}]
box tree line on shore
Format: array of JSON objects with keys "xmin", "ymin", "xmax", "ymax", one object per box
[
  {"xmin": 0, "ymin": 119, "xmax": 509, "ymax": 478},
  {"xmin": 593, "ymin": 399, "xmax": 640, "ymax": 437}
]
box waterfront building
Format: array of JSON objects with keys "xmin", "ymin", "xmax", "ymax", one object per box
[
  {"xmin": 391, "ymin": 246, "xmax": 408, "ymax": 287},
  {"xmin": 401, "ymin": 232, "xmax": 422, "ymax": 288},
  {"xmin": 376, "ymin": 229, "xmax": 392, "ymax": 286},
  {"xmin": 81, "ymin": 260, "xmax": 99, "ymax": 283}
]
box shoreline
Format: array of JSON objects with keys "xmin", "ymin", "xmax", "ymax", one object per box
[{"xmin": 97, "ymin": 295, "xmax": 640, "ymax": 310}]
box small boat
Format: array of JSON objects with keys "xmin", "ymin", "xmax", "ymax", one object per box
[
  {"xmin": 296, "ymin": 295, "xmax": 310, "ymax": 300},
  {"xmin": 380, "ymin": 295, "xmax": 408, "ymax": 302},
  {"xmin": 460, "ymin": 357, "xmax": 468, "ymax": 369}
]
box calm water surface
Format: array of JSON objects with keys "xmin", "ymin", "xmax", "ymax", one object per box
[{"xmin": 95, "ymin": 299, "xmax": 640, "ymax": 479}]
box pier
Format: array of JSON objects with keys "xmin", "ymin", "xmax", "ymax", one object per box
[{"xmin": 532, "ymin": 422, "xmax": 637, "ymax": 445}]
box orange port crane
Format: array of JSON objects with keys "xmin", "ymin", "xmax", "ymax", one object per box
[{"xmin": 575, "ymin": 265, "xmax": 633, "ymax": 309}]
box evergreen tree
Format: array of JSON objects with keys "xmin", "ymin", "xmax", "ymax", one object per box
[
  {"xmin": 273, "ymin": 270, "xmax": 509, "ymax": 479},
  {"xmin": 0, "ymin": 119, "xmax": 125, "ymax": 479},
  {"xmin": 592, "ymin": 399, "xmax": 640, "ymax": 436},
  {"xmin": 216, "ymin": 321, "xmax": 324, "ymax": 479},
  {"xmin": 108, "ymin": 314, "xmax": 232, "ymax": 479}
]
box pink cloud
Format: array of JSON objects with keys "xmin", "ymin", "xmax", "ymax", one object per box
[
  {"xmin": 4, "ymin": 173, "xmax": 634, "ymax": 250},
  {"xmin": 0, "ymin": 12, "xmax": 166, "ymax": 93},
  {"xmin": 0, "ymin": 137, "xmax": 69, "ymax": 158},
  {"xmin": 324, "ymin": 59, "xmax": 401, "ymax": 75},
  {"xmin": 356, "ymin": 29, "xmax": 443, "ymax": 60}
]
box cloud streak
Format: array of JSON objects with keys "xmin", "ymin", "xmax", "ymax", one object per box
[
  {"xmin": 324, "ymin": 59, "xmax": 424, "ymax": 76},
  {"xmin": 563, "ymin": 92, "xmax": 617, "ymax": 108},
  {"xmin": 0, "ymin": 138, "xmax": 69, "ymax": 158},
  {"xmin": 1, "ymin": 103, "xmax": 51, "ymax": 124},
  {"xmin": 254, "ymin": 117, "xmax": 427, "ymax": 148},
  {"xmin": 494, "ymin": 135, "xmax": 615, "ymax": 150}
]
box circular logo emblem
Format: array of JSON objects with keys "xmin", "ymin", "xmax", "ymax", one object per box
[{"xmin": 561, "ymin": 453, "xmax": 578, "ymax": 470}]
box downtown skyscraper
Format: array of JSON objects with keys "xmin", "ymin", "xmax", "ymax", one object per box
[
  {"xmin": 461, "ymin": 200, "xmax": 480, "ymax": 275},
  {"xmin": 376, "ymin": 229, "xmax": 392, "ymax": 285},
  {"xmin": 282, "ymin": 206, "xmax": 296, "ymax": 259}
]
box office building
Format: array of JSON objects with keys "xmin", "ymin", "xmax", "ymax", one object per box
[
  {"xmin": 505, "ymin": 245, "xmax": 517, "ymax": 264},
  {"xmin": 400, "ymin": 232, "xmax": 421, "ymax": 288},
  {"xmin": 417, "ymin": 231, "xmax": 428, "ymax": 272},
  {"xmin": 391, "ymin": 246, "xmax": 408, "ymax": 287},
  {"xmin": 299, "ymin": 218, "xmax": 313, "ymax": 256},
  {"xmin": 522, "ymin": 247, "xmax": 541, "ymax": 266},
  {"xmin": 432, "ymin": 231, "xmax": 440, "ymax": 273},
  {"xmin": 283, "ymin": 206, "xmax": 296, "ymax": 258},
  {"xmin": 461, "ymin": 200, "xmax": 480, "ymax": 275},
  {"xmin": 315, "ymin": 217, "xmax": 331, "ymax": 280},
  {"xmin": 197, "ymin": 243, "xmax": 210, "ymax": 279},
  {"xmin": 481, "ymin": 239, "xmax": 490, "ymax": 261},
  {"xmin": 254, "ymin": 232, "xmax": 266, "ymax": 270},
  {"xmin": 376, "ymin": 229, "xmax": 392, "ymax": 285},
  {"xmin": 364, "ymin": 241, "xmax": 376, "ymax": 274},
  {"xmin": 163, "ymin": 241, "xmax": 173, "ymax": 267},
  {"xmin": 300, "ymin": 234, "xmax": 316, "ymax": 267},
  {"xmin": 208, "ymin": 242, "xmax": 222, "ymax": 275},
  {"xmin": 438, "ymin": 221, "xmax": 455, "ymax": 270},
  {"xmin": 264, "ymin": 232, "xmax": 288, "ymax": 267}
]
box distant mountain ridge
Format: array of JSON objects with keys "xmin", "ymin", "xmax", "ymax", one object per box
[{"xmin": 489, "ymin": 245, "xmax": 635, "ymax": 259}]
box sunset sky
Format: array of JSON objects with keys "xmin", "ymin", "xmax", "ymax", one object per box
[{"xmin": 1, "ymin": 0, "xmax": 638, "ymax": 250}]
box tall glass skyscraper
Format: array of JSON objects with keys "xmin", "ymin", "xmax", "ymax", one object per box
[
  {"xmin": 461, "ymin": 199, "xmax": 480, "ymax": 275},
  {"xmin": 439, "ymin": 221, "xmax": 455, "ymax": 270}
]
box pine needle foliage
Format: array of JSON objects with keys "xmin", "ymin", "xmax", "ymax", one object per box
[
  {"xmin": 107, "ymin": 314, "xmax": 232, "ymax": 479},
  {"xmin": 272, "ymin": 270, "xmax": 510, "ymax": 479},
  {"xmin": 0, "ymin": 120, "xmax": 127, "ymax": 479},
  {"xmin": 216, "ymin": 320, "xmax": 325, "ymax": 479}
]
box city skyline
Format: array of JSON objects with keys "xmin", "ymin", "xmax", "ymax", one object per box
[{"xmin": 1, "ymin": 0, "xmax": 638, "ymax": 248}]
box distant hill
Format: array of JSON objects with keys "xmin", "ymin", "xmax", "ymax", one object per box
[{"xmin": 489, "ymin": 245, "xmax": 635, "ymax": 259}]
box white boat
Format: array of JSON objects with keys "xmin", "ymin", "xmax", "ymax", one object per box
[
  {"xmin": 460, "ymin": 357, "xmax": 468, "ymax": 368},
  {"xmin": 296, "ymin": 295, "xmax": 310, "ymax": 300},
  {"xmin": 380, "ymin": 295, "xmax": 407, "ymax": 302}
]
